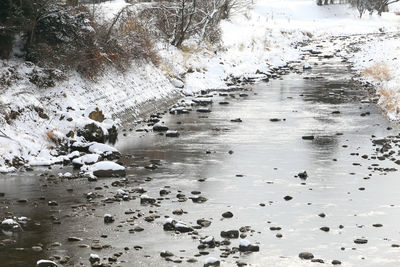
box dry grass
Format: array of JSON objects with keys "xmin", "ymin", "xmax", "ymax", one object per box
[
  {"xmin": 378, "ymin": 87, "xmax": 400, "ymax": 114},
  {"xmin": 362, "ymin": 63, "xmax": 392, "ymax": 82}
]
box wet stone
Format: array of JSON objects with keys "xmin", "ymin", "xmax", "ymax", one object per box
[
  {"xmin": 320, "ymin": 226, "xmax": 330, "ymax": 232},
  {"xmin": 311, "ymin": 259, "xmax": 324, "ymax": 263},
  {"xmin": 197, "ymin": 219, "xmax": 212, "ymax": 227},
  {"xmin": 68, "ymin": 237, "xmax": 83, "ymax": 242},
  {"xmin": 283, "ymin": 196, "xmax": 293, "ymax": 201},
  {"xmin": 354, "ymin": 238, "xmax": 368, "ymax": 244},
  {"xmin": 160, "ymin": 251, "xmax": 174, "ymax": 258},
  {"xmin": 222, "ymin": 211, "xmax": 233, "ymax": 218},
  {"xmin": 299, "ymin": 252, "xmax": 314, "ymax": 260},
  {"xmin": 104, "ymin": 214, "xmax": 114, "ymax": 223},
  {"xmin": 220, "ymin": 230, "xmax": 239, "ymax": 239},
  {"xmin": 173, "ymin": 209, "xmax": 184, "ymax": 215},
  {"xmin": 298, "ymin": 171, "xmax": 308, "ymax": 179}
]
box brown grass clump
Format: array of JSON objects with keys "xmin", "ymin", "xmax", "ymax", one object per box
[
  {"xmin": 378, "ymin": 87, "xmax": 400, "ymax": 114},
  {"xmin": 362, "ymin": 63, "xmax": 392, "ymax": 82}
]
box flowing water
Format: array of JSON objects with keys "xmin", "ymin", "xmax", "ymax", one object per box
[{"xmin": 1, "ymin": 42, "xmax": 400, "ymax": 267}]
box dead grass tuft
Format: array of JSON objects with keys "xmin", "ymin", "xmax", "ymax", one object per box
[{"xmin": 362, "ymin": 63, "xmax": 392, "ymax": 82}]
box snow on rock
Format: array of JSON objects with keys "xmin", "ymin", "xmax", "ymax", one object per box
[
  {"xmin": 58, "ymin": 172, "xmax": 72, "ymax": 178},
  {"xmin": 89, "ymin": 254, "xmax": 100, "ymax": 264},
  {"xmin": 72, "ymin": 154, "xmax": 100, "ymax": 167},
  {"xmin": 36, "ymin": 259, "xmax": 58, "ymax": 267},
  {"xmin": 303, "ymin": 62, "xmax": 312, "ymax": 70},
  {"xmin": 88, "ymin": 142, "xmax": 120, "ymax": 155},
  {"xmin": 1, "ymin": 218, "xmax": 21, "ymax": 230},
  {"xmin": 239, "ymin": 239, "xmax": 251, "ymax": 247},
  {"xmin": 84, "ymin": 161, "xmax": 126, "ymax": 178},
  {"xmin": 171, "ymin": 78, "xmax": 184, "ymax": 88},
  {"xmin": 204, "ymin": 257, "xmax": 220, "ymax": 267}
]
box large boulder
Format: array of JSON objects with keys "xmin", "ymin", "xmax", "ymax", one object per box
[{"xmin": 77, "ymin": 123, "xmax": 105, "ymax": 143}]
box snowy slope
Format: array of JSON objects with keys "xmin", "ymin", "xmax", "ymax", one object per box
[{"xmin": 1, "ymin": 0, "xmax": 400, "ymax": 171}]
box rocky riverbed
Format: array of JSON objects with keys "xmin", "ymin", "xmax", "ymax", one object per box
[{"xmin": 2, "ymin": 35, "xmax": 400, "ymax": 267}]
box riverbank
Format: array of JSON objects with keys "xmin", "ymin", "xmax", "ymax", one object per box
[
  {"xmin": 3, "ymin": 37, "xmax": 400, "ymax": 267},
  {"xmin": 1, "ymin": 0, "xmax": 400, "ymax": 172}
]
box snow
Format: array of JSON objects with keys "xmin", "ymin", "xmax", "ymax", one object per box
[
  {"xmin": 85, "ymin": 161, "xmax": 125, "ymax": 172},
  {"xmin": 36, "ymin": 260, "xmax": 57, "ymax": 266},
  {"xmin": 165, "ymin": 218, "xmax": 175, "ymax": 224},
  {"xmin": 89, "ymin": 254, "xmax": 100, "ymax": 259},
  {"xmin": 72, "ymin": 154, "xmax": 100, "ymax": 165},
  {"xmin": 202, "ymin": 236, "xmax": 214, "ymax": 243},
  {"xmin": 116, "ymin": 189, "xmax": 127, "ymax": 195},
  {"xmin": 88, "ymin": 142, "xmax": 119, "ymax": 155},
  {"xmin": 240, "ymin": 239, "xmax": 251, "ymax": 247},
  {"xmin": 1, "ymin": 219, "xmax": 17, "ymax": 225}
]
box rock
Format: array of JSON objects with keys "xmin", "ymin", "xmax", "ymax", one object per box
[
  {"xmin": 197, "ymin": 108, "xmax": 211, "ymax": 113},
  {"xmin": 354, "ymin": 238, "xmax": 368, "ymax": 244},
  {"xmin": 299, "ymin": 252, "xmax": 314, "ymax": 260},
  {"xmin": 320, "ymin": 227, "xmax": 330, "ymax": 232},
  {"xmin": 48, "ymin": 200, "xmax": 58, "ymax": 206},
  {"xmin": 204, "ymin": 257, "xmax": 220, "ymax": 267},
  {"xmin": 165, "ymin": 130, "xmax": 180, "ymax": 137},
  {"xmin": 222, "ymin": 211, "xmax": 233, "ymax": 218},
  {"xmin": 171, "ymin": 78, "xmax": 184, "ymax": 88},
  {"xmin": 283, "ymin": 195, "xmax": 293, "ymax": 201},
  {"xmin": 197, "ymin": 219, "xmax": 212, "ymax": 227},
  {"xmin": 91, "ymin": 242, "xmax": 102, "ymax": 250},
  {"xmin": 172, "ymin": 209, "xmax": 184, "ymax": 215},
  {"xmin": 201, "ymin": 236, "xmax": 215, "ymax": 247},
  {"xmin": 318, "ymin": 213, "xmax": 326, "ymax": 218},
  {"xmin": 269, "ymin": 226, "xmax": 281, "ymax": 231},
  {"xmin": 67, "ymin": 237, "xmax": 83, "ymax": 242},
  {"xmin": 1, "ymin": 219, "xmax": 20, "ymax": 230},
  {"xmin": 311, "ymin": 259, "xmax": 324, "ymax": 263},
  {"xmin": 104, "ymin": 214, "xmax": 114, "ymax": 223},
  {"xmin": 36, "ymin": 260, "xmax": 58, "ymax": 267},
  {"xmin": 32, "ymin": 246, "xmax": 43, "ymax": 252},
  {"xmin": 231, "ymin": 118, "xmax": 242, "ymax": 123},
  {"xmin": 221, "ymin": 230, "xmax": 239, "ymax": 239},
  {"xmin": 163, "ymin": 219, "xmax": 176, "ymax": 231},
  {"xmin": 140, "ymin": 195, "xmax": 156, "ymax": 205},
  {"xmin": 298, "ymin": 171, "xmax": 308, "ymax": 179},
  {"xmin": 175, "ymin": 222, "xmax": 194, "ymax": 233},
  {"xmin": 302, "ymin": 135, "xmax": 315, "ymax": 140},
  {"xmin": 190, "ymin": 196, "xmax": 208, "ymax": 203},
  {"xmin": 88, "ymin": 161, "xmax": 126, "ymax": 178},
  {"xmin": 89, "ymin": 108, "xmax": 105, "ymax": 122},
  {"xmin": 89, "ymin": 254, "xmax": 100, "ymax": 264},
  {"xmin": 77, "ymin": 123, "xmax": 106, "ymax": 143},
  {"xmin": 239, "ymin": 239, "xmax": 259, "ymax": 252},
  {"xmin": 153, "ymin": 123, "xmax": 169, "ymax": 132},
  {"xmin": 160, "ymin": 250, "xmax": 174, "ymax": 258},
  {"xmin": 270, "ymin": 118, "xmax": 281, "ymax": 122},
  {"xmin": 332, "ymin": 260, "xmax": 342, "ymax": 265},
  {"xmin": 236, "ymin": 260, "xmax": 247, "ymax": 266},
  {"xmin": 372, "ymin": 224, "xmax": 383, "ymax": 227}
]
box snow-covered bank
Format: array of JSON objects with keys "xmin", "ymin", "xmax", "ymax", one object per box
[
  {"xmin": 1, "ymin": 0, "xmax": 400, "ymax": 171},
  {"xmin": 346, "ymin": 34, "xmax": 400, "ymax": 120},
  {"xmin": 0, "ymin": 60, "xmax": 178, "ymax": 171}
]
